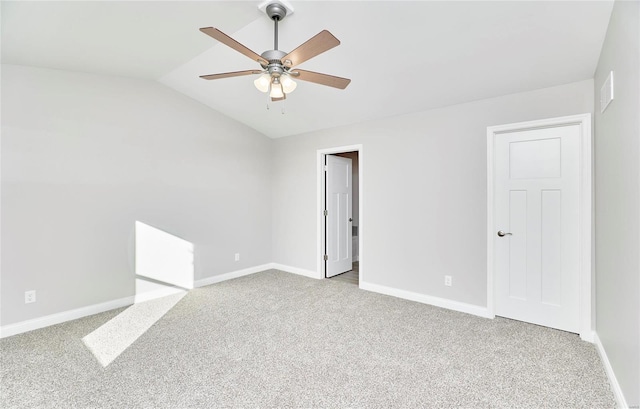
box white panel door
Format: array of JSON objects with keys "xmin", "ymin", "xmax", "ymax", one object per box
[
  {"xmin": 326, "ymin": 155, "xmax": 352, "ymax": 278},
  {"xmin": 494, "ymin": 125, "xmax": 580, "ymax": 333}
]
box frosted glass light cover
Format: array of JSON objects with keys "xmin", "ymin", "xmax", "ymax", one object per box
[
  {"xmin": 270, "ymin": 83, "xmax": 284, "ymax": 98},
  {"xmin": 254, "ymin": 74, "xmax": 270, "ymax": 93},
  {"xmin": 281, "ymin": 75, "xmax": 297, "ymax": 93}
]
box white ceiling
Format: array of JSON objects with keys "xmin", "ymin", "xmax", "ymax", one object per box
[{"xmin": 2, "ymin": 1, "xmax": 613, "ymax": 138}]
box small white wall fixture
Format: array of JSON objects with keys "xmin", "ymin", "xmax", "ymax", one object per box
[
  {"xmin": 487, "ymin": 114, "xmax": 593, "ymax": 341},
  {"xmin": 317, "ymin": 145, "xmax": 363, "ymax": 282}
]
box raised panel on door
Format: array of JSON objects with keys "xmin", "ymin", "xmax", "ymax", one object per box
[
  {"xmin": 540, "ymin": 190, "xmax": 562, "ymax": 306},
  {"xmin": 508, "ymin": 190, "xmax": 527, "ymax": 300}
]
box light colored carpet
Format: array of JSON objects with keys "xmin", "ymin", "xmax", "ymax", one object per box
[
  {"xmin": 1, "ymin": 270, "xmax": 615, "ymax": 408},
  {"xmin": 82, "ymin": 290, "xmax": 187, "ymax": 367}
]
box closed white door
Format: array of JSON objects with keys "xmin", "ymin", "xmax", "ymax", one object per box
[
  {"xmin": 326, "ymin": 155, "xmax": 352, "ymax": 278},
  {"xmin": 494, "ymin": 125, "xmax": 580, "ymax": 333}
]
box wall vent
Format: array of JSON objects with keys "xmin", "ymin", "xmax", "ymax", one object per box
[{"xmin": 600, "ymin": 71, "xmax": 614, "ymax": 113}]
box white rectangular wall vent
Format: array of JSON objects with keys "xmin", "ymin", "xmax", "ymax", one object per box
[{"xmin": 600, "ymin": 71, "xmax": 614, "ymax": 113}]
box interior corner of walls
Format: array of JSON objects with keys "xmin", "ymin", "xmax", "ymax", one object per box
[
  {"xmin": 593, "ymin": 332, "xmax": 629, "ymax": 409},
  {"xmin": 194, "ymin": 263, "xmax": 320, "ymax": 288},
  {"xmin": 359, "ymin": 280, "xmax": 492, "ymax": 319}
]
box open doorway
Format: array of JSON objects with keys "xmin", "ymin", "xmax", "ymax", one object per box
[{"xmin": 316, "ymin": 145, "xmax": 362, "ymax": 286}]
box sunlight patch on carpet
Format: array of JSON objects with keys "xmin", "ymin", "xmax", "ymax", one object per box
[{"xmin": 82, "ymin": 291, "xmax": 186, "ymax": 367}]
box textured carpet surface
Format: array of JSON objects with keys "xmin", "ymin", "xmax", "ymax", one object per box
[{"xmin": 1, "ymin": 270, "xmax": 614, "ymax": 408}]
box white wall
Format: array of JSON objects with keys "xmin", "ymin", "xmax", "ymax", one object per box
[
  {"xmin": 593, "ymin": 1, "xmax": 640, "ymax": 406},
  {"xmin": 272, "ymin": 80, "xmax": 594, "ymax": 308},
  {"xmin": 1, "ymin": 65, "xmax": 273, "ymax": 326}
]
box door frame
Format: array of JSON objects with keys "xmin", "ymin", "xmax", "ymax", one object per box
[
  {"xmin": 486, "ymin": 114, "xmax": 593, "ymax": 341},
  {"xmin": 317, "ymin": 144, "xmax": 363, "ymax": 283}
]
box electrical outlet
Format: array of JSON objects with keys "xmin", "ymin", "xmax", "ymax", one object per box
[
  {"xmin": 234, "ymin": 253, "xmax": 240, "ymax": 262},
  {"xmin": 444, "ymin": 276, "xmax": 452, "ymax": 287},
  {"xmin": 25, "ymin": 290, "xmax": 36, "ymax": 304}
]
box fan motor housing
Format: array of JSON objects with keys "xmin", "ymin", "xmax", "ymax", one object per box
[{"xmin": 261, "ymin": 49, "xmax": 288, "ymax": 76}]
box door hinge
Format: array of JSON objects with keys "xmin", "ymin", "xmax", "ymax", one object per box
[
  {"xmin": 323, "ymin": 254, "xmax": 328, "ymax": 261},
  {"xmin": 323, "ymin": 209, "xmax": 328, "ymax": 217},
  {"xmin": 323, "ymin": 165, "xmax": 327, "ymax": 171}
]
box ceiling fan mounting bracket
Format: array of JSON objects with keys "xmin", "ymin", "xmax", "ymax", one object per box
[
  {"xmin": 266, "ymin": 3, "xmax": 287, "ymax": 21},
  {"xmin": 258, "ymin": 0, "xmax": 294, "ymax": 20}
]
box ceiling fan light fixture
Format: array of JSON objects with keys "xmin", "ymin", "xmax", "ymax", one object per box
[
  {"xmin": 281, "ymin": 74, "xmax": 297, "ymax": 94},
  {"xmin": 254, "ymin": 73, "xmax": 271, "ymax": 93},
  {"xmin": 199, "ymin": 0, "xmax": 350, "ymax": 102},
  {"xmin": 269, "ymin": 79, "xmax": 284, "ymax": 98}
]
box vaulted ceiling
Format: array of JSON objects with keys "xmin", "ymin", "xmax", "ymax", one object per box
[{"xmin": 2, "ymin": 1, "xmax": 613, "ymax": 138}]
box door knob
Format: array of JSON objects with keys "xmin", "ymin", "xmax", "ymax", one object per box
[
  {"xmin": 349, "ymin": 218, "xmax": 353, "ymax": 222},
  {"xmin": 497, "ymin": 230, "xmax": 513, "ymax": 237}
]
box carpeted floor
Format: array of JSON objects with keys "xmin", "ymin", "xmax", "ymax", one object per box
[{"xmin": 1, "ymin": 270, "xmax": 615, "ymax": 408}]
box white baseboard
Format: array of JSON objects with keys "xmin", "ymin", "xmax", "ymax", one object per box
[
  {"xmin": 0, "ymin": 296, "xmax": 134, "ymax": 339},
  {"xmin": 0, "ymin": 263, "xmax": 296, "ymax": 338},
  {"xmin": 1, "ymin": 264, "xmax": 495, "ymax": 339},
  {"xmin": 1, "ymin": 264, "xmax": 275, "ymax": 339},
  {"xmin": 580, "ymin": 329, "xmax": 595, "ymax": 343},
  {"xmin": 195, "ymin": 263, "xmax": 273, "ymax": 287},
  {"xmin": 134, "ymin": 286, "xmax": 186, "ymax": 304},
  {"xmin": 195, "ymin": 263, "xmax": 319, "ymax": 287},
  {"xmin": 594, "ymin": 332, "xmax": 629, "ymax": 409},
  {"xmin": 270, "ymin": 263, "xmax": 320, "ymax": 279},
  {"xmin": 360, "ymin": 280, "xmax": 493, "ymax": 319}
]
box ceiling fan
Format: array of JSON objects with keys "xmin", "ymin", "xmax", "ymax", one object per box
[{"xmin": 199, "ymin": 1, "xmax": 351, "ymax": 102}]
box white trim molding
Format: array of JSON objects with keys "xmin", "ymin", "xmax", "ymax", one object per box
[
  {"xmin": 0, "ymin": 296, "xmax": 134, "ymax": 339},
  {"xmin": 134, "ymin": 285, "xmax": 185, "ymax": 304},
  {"xmin": 360, "ymin": 280, "xmax": 493, "ymax": 319},
  {"xmin": 594, "ymin": 332, "xmax": 629, "ymax": 408},
  {"xmin": 269, "ymin": 263, "xmax": 319, "ymax": 279},
  {"xmin": 196, "ymin": 263, "xmax": 319, "ymax": 286},
  {"xmin": 195, "ymin": 263, "xmax": 274, "ymax": 287},
  {"xmin": 1, "ymin": 263, "xmax": 317, "ymax": 338},
  {"xmin": 486, "ymin": 113, "xmax": 593, "ymax": 341}
]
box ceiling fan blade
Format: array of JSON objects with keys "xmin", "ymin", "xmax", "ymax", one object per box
[
  {"xmin": 281, "ymin": 30, "xmax": 340, "ymax": 68},
  {"xmin": 290, "ymin": 69, "xmax": 351, "ymax": 89},
  {"xmin": 200, "ymin": 27, "xmax": 269, "ymax": 66},
  {"xmin": 200, "ymin": 70, "xmax": 262, "ymax": 80}
]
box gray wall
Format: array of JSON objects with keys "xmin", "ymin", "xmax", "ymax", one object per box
[
  {"xmin": 593, "ymin": 1, "xmax": 640, "ymax": 406},
  {"xmin": 272, "ymin": 80, "xmax": 594, "ymax": 307},
  {"xmin": 1, "ymin": 65, "xmax": 273, "ymax": 326}
]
